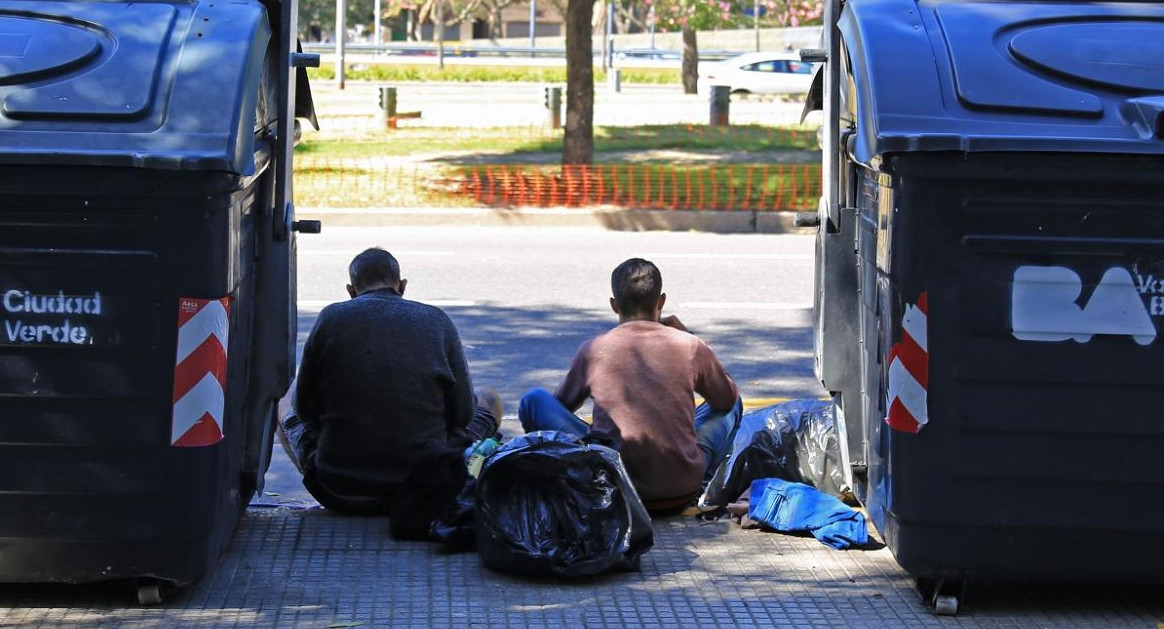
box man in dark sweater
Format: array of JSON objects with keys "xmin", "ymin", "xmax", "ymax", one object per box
[{"xmin": 279, "ymin": 247, "xmax": 500, "ymax": 515}]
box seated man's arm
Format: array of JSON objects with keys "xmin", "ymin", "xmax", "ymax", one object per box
[
  {"xmin": 553, "ymin": 342, "xmax": 592, "ymax": 412},
  {"xmin": 443, "ymin": 321, "xmax": 475, "ymax": 432},
  {"xmin": 693, "ymin": 340, "xmax": 739, "ymax": 411},
  {"xmin": 293, "ymin": 314, "xmax": 328, "ymax": 450}
]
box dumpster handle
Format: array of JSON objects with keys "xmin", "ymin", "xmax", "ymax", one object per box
[
  {"xmin": 293, "ymin": 220, "xmax": 322, "ymax": 234},
  {"xmin": 794, "ymin": 211, "xmax": 821, "ymax": 228},
  {"xmin": 280, "ymin": 203, "xmax": 321, "ymax": 238},
  {"xmin": 291, "ymin": 53, "xmax": 320, "ymax": 69}
]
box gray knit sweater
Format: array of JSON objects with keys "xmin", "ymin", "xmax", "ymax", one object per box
[{"xmin": 294, "ymin": 288, "xmax": 474, "ymax": 496}]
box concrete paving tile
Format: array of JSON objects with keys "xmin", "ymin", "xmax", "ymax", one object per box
[{"xmin": 0, "ymin": 508, "xmax": 1162, "ymax": 628}]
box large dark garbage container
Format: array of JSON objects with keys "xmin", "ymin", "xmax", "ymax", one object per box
[
  {"xmin": 805, "ymin": 0, "xmax": 1164, "ymax": 612},
  {"xmin": 0, "ymin": 0, "xmax": 315, "ymax": 596}
]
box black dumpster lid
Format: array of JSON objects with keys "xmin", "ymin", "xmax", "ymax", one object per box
[
  {"xmin": 0, "ymin": 0, "xmax": 270, "ymax": 173},
  {"xmin": 840, "ymin": 0, "xmax": 1164, "ymax": 162}
]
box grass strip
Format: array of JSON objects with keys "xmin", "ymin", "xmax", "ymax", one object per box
[{"xmin": 294, "ymin": 124, "xmax": 819, "ymax": 158}]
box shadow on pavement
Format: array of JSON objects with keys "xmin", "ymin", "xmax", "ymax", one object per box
[
  {"xmin": 298, "ymin": 300, "xmax": 824, "ymax": 411},
  {"xmin": 452, "ymin": 301, "xmax": 826, "ymax": 410}
]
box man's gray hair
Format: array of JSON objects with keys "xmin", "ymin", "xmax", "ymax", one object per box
[{"xmin": 349, "ymin": 247, "xmax": 400, "ymax": 290}]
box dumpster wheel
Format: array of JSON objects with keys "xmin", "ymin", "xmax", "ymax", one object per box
[
  {"xmin": 934, "ymin": 595, "xmax": 958, "ymax": 616},
  {"xmin": 136, "ymin": 578, "xmax": 164, "ymax": 605},
  {"xmin": 917, "ymin": 577, "xmax": 965, "ymax": 616}
]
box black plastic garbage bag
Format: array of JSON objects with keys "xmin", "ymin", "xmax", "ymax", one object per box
[
  {"xmin": 700, "ymin": 399, "xmax": 849, "ymax": 509},
  {"xmin": 430, "ymin": 476, "xmax": 477, "ymax": 552},
  {"xmin": 474, "ymin": 431, "xmax": 654, "ymax": 577}
]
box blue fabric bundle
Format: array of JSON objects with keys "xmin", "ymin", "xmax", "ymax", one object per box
[{"xmin": 747, "ymin": 478, "xmax": 868, "ymax": 549}]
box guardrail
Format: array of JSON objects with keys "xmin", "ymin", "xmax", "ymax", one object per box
[{"xmin": 301, "ymin": 42, "xmax": 738, "ymax": 62}]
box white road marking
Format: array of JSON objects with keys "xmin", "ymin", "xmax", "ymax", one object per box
[
  {"xmin": 681, "ymin": 301, "xmax": 812, "ymax": 310},
  {"xmin": 298, "ymin": 299, "xmax": 476, "ymax": 310},
  {"xmin": 298, "ymin": 250, "xmax": 455, "ymax": 257},
  {"xmin": 297, "ymin": 300, "xmax": 342, "ymax": 310},
  {"xmin": 642, "ymin": 253, "xmax": 813, "ymax": 261}
]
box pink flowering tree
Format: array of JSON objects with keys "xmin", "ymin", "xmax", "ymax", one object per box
[
  {"xmin": 384, "ymin": 0, "xmax": 484, "ymax": 67},
  {"xmin": 628, "ymin": 0, "xmax": 822, "ymax": 93},
  {"xmin": 762, "ymin": 0, "xmax": 824, "ymax": 27},
  {"xmin": 645, "ymin": 0, "xmax": 737, "ymax": 93}
]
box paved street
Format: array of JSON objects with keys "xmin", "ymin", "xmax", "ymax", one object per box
[
  {"xmin": 2, "ymin": 226, "xmax": 1162, "ymax": 628},
  {"xmin": 294, "ymin": 225, "xmax": 823, "ymax": 402}
]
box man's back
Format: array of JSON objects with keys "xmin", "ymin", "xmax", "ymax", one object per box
[
  {"xmin": 295, "ymin": 288, "xmax": 473, "ymax": 498},
  {"xmin": 555, "ymin": 320, "xmax": 737, "ymax": 502}
]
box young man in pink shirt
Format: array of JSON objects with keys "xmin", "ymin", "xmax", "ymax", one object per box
[{"xmin": 518, "ymin": 258, "xmax": 743, "ymax": 511}]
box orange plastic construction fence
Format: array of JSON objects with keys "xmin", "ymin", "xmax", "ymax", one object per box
[
  {"xmin": 457, "ymin": 164, "xmax": 821, "ymax": 211},
  {"xmin": 294, "ymin": 158, "xmax": 822, "ymax": 211}
]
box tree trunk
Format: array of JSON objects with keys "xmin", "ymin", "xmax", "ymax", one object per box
[
  {"xmin": 563, "ymin": 0, "xmax": 594, "ymax": 165},
  {"xmin": 436, "ymin": 1, "xmax": 446, "ymax": 70},
  {"xmin": 490, "ymin": 7, "xmax": 502, "ymax": 41},
  {"xmin": 681, "ymin": 25, "xmax": 698, "ymax": 94}
]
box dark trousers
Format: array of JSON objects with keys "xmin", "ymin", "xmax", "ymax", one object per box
[{"xmin": 281, "ymin": 403, "xmax": 499, "ymax": 515}]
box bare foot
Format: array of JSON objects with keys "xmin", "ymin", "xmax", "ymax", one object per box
[
  {"xmin": 275, "ymin": 419, "xmax": 303, "ymax": 475},
  {"xmin": 475, "ymin": 387, "xmax": 503, "ymax": 419}
]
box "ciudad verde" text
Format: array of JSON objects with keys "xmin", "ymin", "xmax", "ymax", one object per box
[{"xmin": 3, "ymin": 289, "xmax": 102, "ymax": 345}]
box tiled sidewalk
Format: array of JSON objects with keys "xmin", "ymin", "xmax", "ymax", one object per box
[{"xmin": 1, "ymin": 505, "xmax": 1162, "ymax": 629}]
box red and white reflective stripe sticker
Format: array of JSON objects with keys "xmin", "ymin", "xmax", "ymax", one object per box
[
  {"xmin": 886, "ymin": 292, "xmax": 928, "ymax": 433},
  {"xmin": 171, "ymin": 297, "xmax": 231, "ymax": 447}
]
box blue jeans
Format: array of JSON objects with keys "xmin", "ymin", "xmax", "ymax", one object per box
[{"xmin": 518, "ymin": 388, "xmax": 743, "ymax": 480}]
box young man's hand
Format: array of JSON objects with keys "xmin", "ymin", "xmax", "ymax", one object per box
[{"xmin": 660, "ymin": 314, "xmax": 690, "ymax": 333}]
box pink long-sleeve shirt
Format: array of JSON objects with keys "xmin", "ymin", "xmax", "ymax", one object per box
[{"xmin": 555, "ymin": 320, "xmax": 738, "ymax": 503}]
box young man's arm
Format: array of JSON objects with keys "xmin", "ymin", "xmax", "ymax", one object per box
[
  {"xmin": 660, "ymin": 314, "xmax": 690, "ymax": 333},
  {"xmin": 694, "ymin": 339, "xmax": 739, "ymax": 411},
  {"xmin": 553, "ymin": 341, "xmax": 592, "ymax": 412}
]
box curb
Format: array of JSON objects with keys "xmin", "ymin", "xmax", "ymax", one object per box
[{"xmin": 297, "ymin": 207, "xmax": 816, "ymax": 235}]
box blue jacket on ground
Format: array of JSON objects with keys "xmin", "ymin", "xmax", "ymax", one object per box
[{"xmin": 747, "ymin": 478, "xmax": 869, "ymax": 550}]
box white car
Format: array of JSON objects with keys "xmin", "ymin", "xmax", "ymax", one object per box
[{"xmin": 697, "ymin": 52, "xmax": 816, "ymax": 96}]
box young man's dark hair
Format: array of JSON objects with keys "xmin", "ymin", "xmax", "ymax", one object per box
[
  {"xmin": 348, "ymin": 247, "xmax": 401, "ymax": 292},
  {"xmin": 611, "ymin": 258, "xmax": 662, "ymax": 317}
]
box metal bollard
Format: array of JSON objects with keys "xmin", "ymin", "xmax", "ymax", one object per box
[
  {"xmin": 543, "ymin": 86, "xmax": 562, "ymax": 129},
  {"xmin": 793, "ymin": 211, "xmax": 821, "ymax": 228},
  {"xmin": 378, "ymin": 86, "xmax": 397, "ymax": 129},
  {"xmin": 709, "ymin": 85, "xmax": 730, "ymax": 127},
  {"xmin": 609, "ymin": 69, "xmax": 622, "ymax": 93}
]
